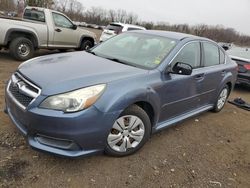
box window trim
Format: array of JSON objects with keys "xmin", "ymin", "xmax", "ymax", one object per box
[
  {"xmin": 219, "ymin": 48, "xmax": 226, "ymax": 64},
  {"xmin": 168, "ymin": 40, "xmax": 202, "ymax": 70}
]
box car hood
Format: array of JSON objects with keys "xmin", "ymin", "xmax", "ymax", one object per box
[{"xmin": 18, "ymin": 51, "xmax": 147, "ymax": 95}]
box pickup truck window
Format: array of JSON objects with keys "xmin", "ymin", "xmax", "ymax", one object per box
[
  {"xmin": 23, "ymin": 9, "xmax": 45, "ymax": 22},
  {"xmin": 52, "ymin": 13, "xmax": 73, "ymax": 28}
]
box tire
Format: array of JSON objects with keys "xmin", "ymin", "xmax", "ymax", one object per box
[
  {"xmin": 79, "ymin": 39, "xmax": 93, "ymax": 51},
  {"xmin": 105, "ymin": 105, "xmax": 151, "ymax": 157},
  {"xmin": 212, "ymin": 85, "xmax": 229, "ymax": 112},
  {"xmin": 9, "ymin": 37, "xmax": 34, "ymax": 61}
]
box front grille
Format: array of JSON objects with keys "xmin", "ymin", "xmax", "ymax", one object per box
[
  {"xmin": 7, "ymin": 73, "xmax": 41, "ymax": 109},
  {"xmin": 9, "ymin": 82, "xmax": 33, "ymax": 107}
]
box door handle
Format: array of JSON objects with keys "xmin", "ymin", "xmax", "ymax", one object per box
[
  {"xmin": 55, "ymin": 28, "xmax": 62, "ymax": 32},
  {"xmin": 195, "ymin": 74, "xmax": 204, "ymax": 80}
]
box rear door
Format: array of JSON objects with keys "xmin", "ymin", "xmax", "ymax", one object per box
[
  {"xmin": 51, "ymin": 12, "xmax": 78, "ymax": 47},
  {"xmin": 198, "ymin": 42, "xmax": 226, "ymax": 106}
]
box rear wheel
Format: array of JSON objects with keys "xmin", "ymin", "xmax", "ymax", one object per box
[
  {"xmin": 212, "ymin": 85, "xmax": 229, "ymax": 112},
  {"xmin": 105, "ymin": 105, "xmax": 151, "ymax": 157},
  {"xmin": 79, "ymin": 39, "xmax": 93, "ymax": 51},
  {"xmin": 9, "ymin": 37, "xmax": 34, "ymax": 61}
]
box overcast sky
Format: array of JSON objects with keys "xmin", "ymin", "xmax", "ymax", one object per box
[{"xmin": 79, "ymin": 0, "xmax": 250, "ymax": 35}]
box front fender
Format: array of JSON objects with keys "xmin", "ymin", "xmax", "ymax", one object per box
[{"xmin": 94, "ymin": 84, "xmax": 161, "ymax": 126}]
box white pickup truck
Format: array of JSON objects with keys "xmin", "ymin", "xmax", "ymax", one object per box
[{"xmin": 0, "ymin": 7, "xmax": 97, "ymax": 61}]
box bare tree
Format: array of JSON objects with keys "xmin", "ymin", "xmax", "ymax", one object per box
[
  {"xmin": 126, "ymin": 12, "xmax": 138, "ymax": 24},
  {"xmin": 25, "ymin": 0, "xmax": 54, "ymax": 8},
  {"xmin": 108, "ymin": 9, "xmax": 115, "ymax": 22},
  {"xmin": 32, "ymin": 0, "xmax": 250, "ymax": 46},
  {"xmin": 0, "ymin": 0, "xmax": 16, "ymax": 11}
]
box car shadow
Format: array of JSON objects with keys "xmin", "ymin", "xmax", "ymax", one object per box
[
  {"xmin": 234, "ymin": 84, "xmax": 250, "ymax": 92},
  {"xmin": 0, "ymin": 50, "xmax": 16, "ymax": 61}
]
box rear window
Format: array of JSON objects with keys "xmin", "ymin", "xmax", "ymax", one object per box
[
  {"xmin": 106, "ymin": 24, "xmax": 123, "ymax": 33},
  {"xmin": 23, "ymin": 9, "xmax": 45, "ymax": 22}
]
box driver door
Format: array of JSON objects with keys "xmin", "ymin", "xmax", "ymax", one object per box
[
  {"xmin": 52, "ymin": 12, "xmax": 78, "ymax": 48},
  {"xmin": 159, "ymin": 41, "xmax": 204, "ymax": 122}
]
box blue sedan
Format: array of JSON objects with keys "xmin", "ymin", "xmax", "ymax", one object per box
[{"xmin": 5, "ymin": 30, "xmax": 237, "ymax": 157}]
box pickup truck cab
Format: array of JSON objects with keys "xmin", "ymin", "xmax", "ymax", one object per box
[{"xmin": 0, "ymin": 7, "xmax": 97, "ymax": 61}]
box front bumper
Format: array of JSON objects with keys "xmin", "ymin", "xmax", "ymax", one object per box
[{"xmin": 5, "ymin": 91, "xmax": 121, "ymax": 158}]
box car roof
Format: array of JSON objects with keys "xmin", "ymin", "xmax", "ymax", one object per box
[
  {"xmin": 131, "ymin": 30, "xmax": 210, "ymax": 41},
  {"xmin": 109, "ymin": 22, "xmax": 146, "ymax": 29},
  {"xmin": 25, "ymin": 6, "xmax": 64, "ymax": 15}
]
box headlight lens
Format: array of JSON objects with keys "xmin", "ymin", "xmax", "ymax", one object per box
[{"xmin": 39, "ymin": 84, "xmax": 106, "ymax": 112}]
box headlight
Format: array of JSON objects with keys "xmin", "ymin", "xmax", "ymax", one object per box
[{"xmin": 39, "ymin": 84, "xmax": 106, "ymax": 112}]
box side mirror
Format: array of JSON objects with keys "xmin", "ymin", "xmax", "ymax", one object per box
[
  {"xmin": 171, "ymin": 62, "xmax": 193, "ymax": 75},
  {"xmin": 72, "ymin": 24, "xmax": 77, "ymax": 30}
]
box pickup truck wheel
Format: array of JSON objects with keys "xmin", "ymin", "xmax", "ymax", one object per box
[
  {"xmin": 10, "ymin": 37, "xmax": 34, "ymax": 61},
  {"xmin": 79, "ymin": 40, "xmax": 93, "ymax": 51},
  {"xmin": 105, "ymin": 105, "xmax": 151, "ymax": 157}
]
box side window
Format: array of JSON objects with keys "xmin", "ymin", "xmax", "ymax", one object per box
[
  {"xmin": 219, "ymin": 49, "xmax": 225, "ymax": 64},
  {"xmin": 172, "ymin": 42, "xmax": 201, "ymax": 68},
  {"xmin": 203, "ymin": 42, "xmax": 220, "ymax": 66},
  {"xmin": 23, "ymin": 9, "xmax": 45, "ymax": 22},
  {"xmin": 52, "ymin": 13, "xmax": 73, "ymax": 28}
]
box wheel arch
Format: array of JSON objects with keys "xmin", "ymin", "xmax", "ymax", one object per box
[
  {"xmin": 218, "ymin": 73, "xmax": 234, "ymax": 95},
  {"xmin": 5, "ymin": 29, "xmax": 39, "ymax": 48},
  {"xmin": 134, "ymin": 101, "xmax": 156, "ymax": 128},
  {"xmin": 97, "ymin": 87, "xmax": 161, "ymax": 129},
  {"xmin": 78, "ymin": 35, "xmax": 95, "ymax": 48}
]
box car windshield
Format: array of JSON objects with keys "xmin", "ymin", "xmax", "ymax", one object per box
[{"xmin": 92, "ymin": 32, "xmax": 177, "ymax": 69}]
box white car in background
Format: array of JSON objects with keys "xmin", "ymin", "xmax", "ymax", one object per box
[{"xmin": 100, "ymin": 22, "xmax": 146, "ymax": 42}]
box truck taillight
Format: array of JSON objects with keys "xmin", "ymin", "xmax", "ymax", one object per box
[{"xmin": 243, "ymin": 64, "xmax": 250, "ymax": 70}]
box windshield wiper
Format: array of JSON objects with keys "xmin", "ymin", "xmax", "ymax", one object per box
[{"xmin": 105, "ymin": 57, "xmax": 138, "ymax": 68}]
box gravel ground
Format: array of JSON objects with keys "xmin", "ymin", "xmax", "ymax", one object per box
[{"xmin": 0, "ymin": 31, "xmax": 250, "ymax": 187}]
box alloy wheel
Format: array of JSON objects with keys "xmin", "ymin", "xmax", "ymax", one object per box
[{"xmin": 217, "ymin": 88, "xmax": 228, "ymax": 110}]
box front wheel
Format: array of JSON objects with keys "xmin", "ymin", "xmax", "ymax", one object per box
[
  {"xmin": 79, "ymin": 39, "xmax": 94, "ymax": 51},
  {"xmin": 212, "ymin": 85, "xmax": 229, "ymax": 112},
  {"xmin": 105, "ymin": 105, "xmax": 151, "ymax": 157}
]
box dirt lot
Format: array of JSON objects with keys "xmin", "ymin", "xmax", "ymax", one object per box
[{"xmin": 0, "ymin": 33, "xmax": 250, "ymax": 188}]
